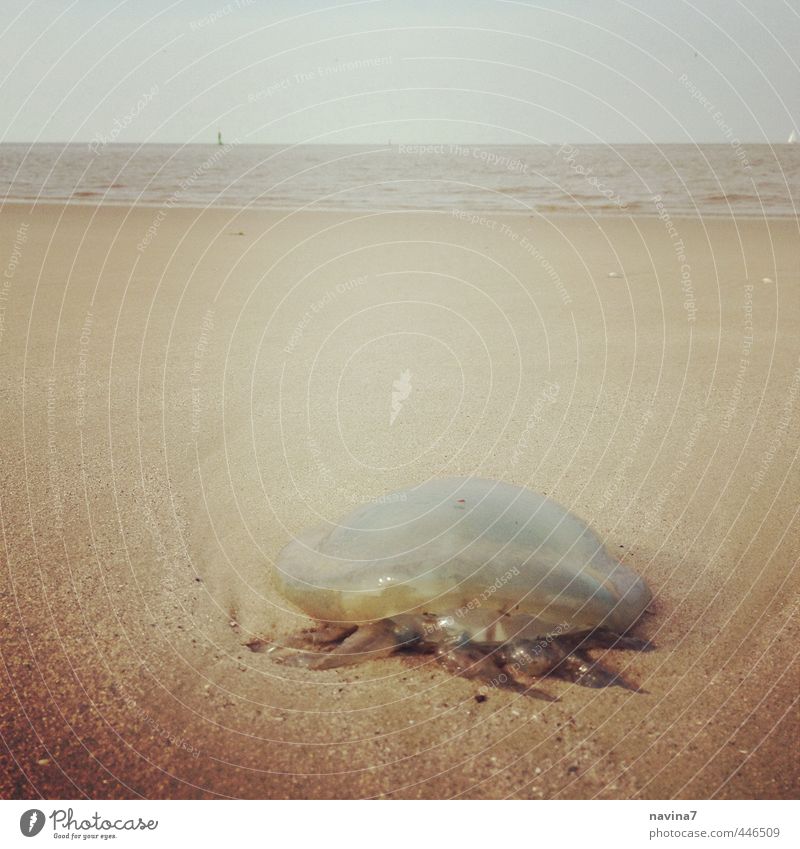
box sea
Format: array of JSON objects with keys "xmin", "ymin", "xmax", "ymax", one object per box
[{"xmin": 1, "ymin": 142, "xmax": 798, "ymax": 218}]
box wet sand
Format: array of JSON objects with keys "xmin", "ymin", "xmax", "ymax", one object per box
[{"xmin": 1, "ymin": 201, "xmax": 798, "ymax": 799}]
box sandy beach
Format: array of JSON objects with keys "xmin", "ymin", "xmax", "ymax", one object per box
[{"xmin": 1, "ymin": 200, "xmax": 798, "ymax": 800}]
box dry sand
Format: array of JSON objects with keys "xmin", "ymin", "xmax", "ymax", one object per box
[{"xmin": 1, "ymin": 201, "xmax": 798, "ymax": 799}]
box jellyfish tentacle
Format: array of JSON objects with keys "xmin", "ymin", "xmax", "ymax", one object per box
[
  {"xmin": 436, "ymin": 641, "xmax": 505, "ymax": 680},
  {"xmin": 310, "ymin": 622, "xmax": 405, "ymax": 669},
  {"xmin": 285, "ymin": 622, "xmax": 358, "ymax": 647},
  {"xmin": 564, "ymin": 627, "xmax": 654, "ymax": 653},
  {"xmin": 553, "ymin": 651, "xmax": 645, "ymax": 691},
  {"xmin": 500, "ymin": 663, "xmax": 559, "ymax": 702},
  {"xmin": 269, "ymin": 616, "xmax": 650, "ymax": 694},
  {"xmin": 435, "ymin": 640, "xmax": 557, "ymax": 701}
]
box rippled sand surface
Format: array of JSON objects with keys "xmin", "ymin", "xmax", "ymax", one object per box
[{"xmin": 1, "ymin": 202, "xmax": 798, "ymax": 798}]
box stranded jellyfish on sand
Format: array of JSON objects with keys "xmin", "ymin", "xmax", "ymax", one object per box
[{"xmin": 267, "ymin": 478, "xmax": 653, "ymax": 699}]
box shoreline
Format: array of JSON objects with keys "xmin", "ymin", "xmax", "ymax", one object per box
[{"xmin": 3, "ymin": 197, "xmax": 799, "ymax": 222}]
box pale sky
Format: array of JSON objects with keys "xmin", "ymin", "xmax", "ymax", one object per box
[{"xmin": 0, "ymin": 0, "xmax": 798, "ymax": 145}]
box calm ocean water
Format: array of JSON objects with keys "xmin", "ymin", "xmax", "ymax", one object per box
[{"xmin": 1, "ymin": 143, "xmax": 798, "ymax": 217}]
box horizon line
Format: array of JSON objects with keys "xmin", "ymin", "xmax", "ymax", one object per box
[{"xmin": 1, "ymin": 139, "xmax": 797, "ymax": 147}]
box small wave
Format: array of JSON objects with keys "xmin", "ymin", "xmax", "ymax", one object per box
[
  {"xmin": 701, "ymin": 193, "xmax": 755, "ymax": 203},
  {"xmin": 534, "ymin": 199, "xmax": 632, "ymax": 214}
]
